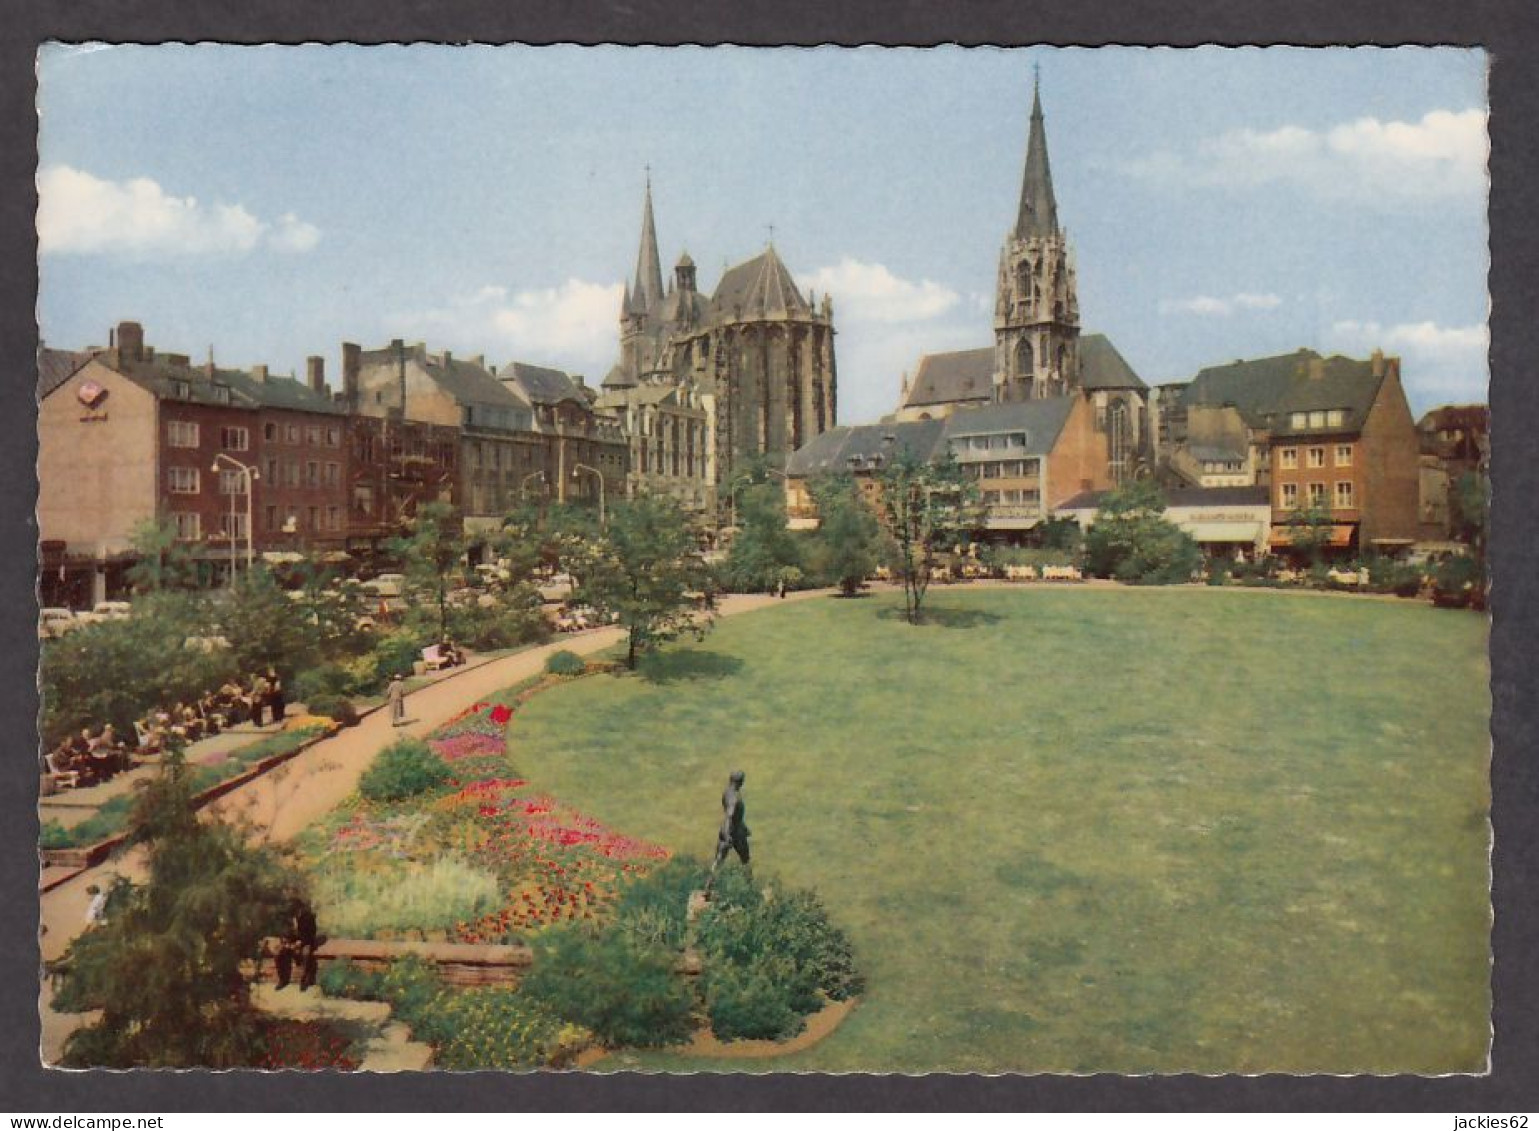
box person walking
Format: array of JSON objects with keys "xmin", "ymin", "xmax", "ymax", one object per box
[{"xmin": 388, "ymin": 673, "xmax": 407, "ymax": 727}]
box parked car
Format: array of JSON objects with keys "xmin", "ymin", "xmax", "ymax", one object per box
[
  {"xmin": 87, "ymin": 600, "xmax": 133, "ymax": 622},
  {"xmin": 38, "ymin": 607, "xmax": 80, "ymax": 639}
]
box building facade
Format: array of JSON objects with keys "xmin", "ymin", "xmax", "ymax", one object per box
[
  {"xmin": 601, "ymin": 180, "xmax": 838, "ymax": 519},
  {"xmin": 498, "ymin": 362, "xmax": 628, "ymax": 511}
]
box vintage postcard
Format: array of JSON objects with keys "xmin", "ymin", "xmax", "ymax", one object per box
[{"xmin": 34, "ymin": 44, "xmax": 1490, "ymax": 1076}]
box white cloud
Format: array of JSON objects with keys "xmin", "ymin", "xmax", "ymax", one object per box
[
  {"xmin": 1127, "ymin": 108, "xmax": 1488, "ymax": 205},
  {"xmin": 405, "ymin": 279, "xmax": 624, "ymax": 374},
  {"xmin": 1160, "ymin": 291, "xmax": 1283, "ymax": 317},
  {"xmin": 797, "ymin": 258, "xmax": 959, "ymax": 324},
  {"xmin": 1328, "ymin": 318, "xmax": 1488, "ymax": 404},
  {"xmin": 37, "ymin": 164, "xmax": 322, "ymax": 256}
]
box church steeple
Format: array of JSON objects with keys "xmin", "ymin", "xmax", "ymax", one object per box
[
  {"xmin": 1015, "ymin": 72, "xmax": 1059, "ymax": 241},
  {"xmin": 632, "ymin": 173, "xmax": 665, "ymax": 316}
]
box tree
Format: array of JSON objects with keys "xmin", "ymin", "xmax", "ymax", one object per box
[
  {"xmin": 807, "ymin": 474, "xmax": 883, "ymax": 597},
  {"xmin": 877, "ymin": 450, "xmax": 981, "ymax": 625},
  {"xmin": 1281, "ymin": 499, "xmax": 1336, "ymax": 567},
  {"xmin": 724, "ymin": 480, "xmax": 802, "ymax": 593},
  {"xmin": 212, "ymin": 566, "xmax": 321, "ymax": 677},
  {"xmin": 390, "ymin": 500, "xmax": 467, "ymax": 641},
  {"xmin": 1082, "ymin": 479, "xmax": 1201, "ymax": 585},
  {"xmin": 1449, "ymin": 470, "xmax": 1488, "ymax": 563},
  {"xmin": 573, "ymin": 496, "xmax": 713, "ymax": 670},
  {"xmin": 124, "ymin": 516, "xmax": 197, "ymax": 594},
  {"xmin": 49, "ymin": 754, "xmax": 301, "ymax": 1067}
]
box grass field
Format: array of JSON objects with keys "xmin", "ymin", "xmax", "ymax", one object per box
[{"xmin": 508, "ymin": 587, "xmax": 1491, "ymax": 1073}]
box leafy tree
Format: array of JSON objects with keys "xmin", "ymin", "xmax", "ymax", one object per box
[
  {"xmin": 49, "ymin": 754, "xmax": 301, "ymax": 1067},
  {"xmin": 390, "ymin": 500, "xmax": 467, "ymax": 641},
  {"xmin": 1082, "ymin": 479, "xmax": 1202, "ymax": 585},
  {"xmin": 1449, "ymin": 470, "xmax": 1488, "ymax": 563},
  {"xmin": 877, "ymin": 450, "xmax": 981, "ymax": 624},
  {"xmin": 124, "ymin": 516, "xmax": 197, "ymax": 594},
  {"xmin": 573, "ymin": 495, "xmax": 713, "ymax": 670},
  {"xmin": 210, "ymin": 566, "xmax": 321, "ymax": 679},
  {"xmin": 1281, "ymin": 499, "xmax": 1336, "ymax": 566},
  {"xmin": 807, "ymin": 474, "xmax": 883, "ymax": 596},
  {"xmin": 724, "ymin": 479, "xmax": 801, "ymax": 593}
]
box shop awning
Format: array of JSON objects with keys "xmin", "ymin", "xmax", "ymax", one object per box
[
  {"xmin": 1184, "ymin": 522, "xmax": 1265, "ymax": 544},
  {"xmin": 261, "ymin": 551, "xmax": 305, "ymax": 564},
  {"xmin": 1269, "ymin": 524, "xmax": 1356, "ymax": 548}
]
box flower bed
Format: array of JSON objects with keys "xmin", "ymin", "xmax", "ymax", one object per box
[
  {"xmin": 301, "ymin": 693, "xmax": 667, "ymax": 946},
  {"xmin": 254, "ymin": 1017, "xmax": 362, "ymax": 1071}
]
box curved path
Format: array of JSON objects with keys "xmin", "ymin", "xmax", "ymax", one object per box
[{"xmin": 35, "ymin": 590, "xmax": 817, "ymax": 1064}]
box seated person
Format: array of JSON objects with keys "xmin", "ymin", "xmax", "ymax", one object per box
[
  {"xmin": 178, "ymin": 703, "xmax": 205, "ymax": 741},
  {"xmin": 440, "ymin": 637, "xmax": 463, "ymax": 666}
]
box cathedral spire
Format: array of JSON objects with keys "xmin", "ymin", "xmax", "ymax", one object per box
[
  {"xmin": 632, "ymin": 172, "xmax": 665, "ymax": 316},
  {"xmin": 1014, "ymin": 72, "xmax": 1060, "ymax": 241}
]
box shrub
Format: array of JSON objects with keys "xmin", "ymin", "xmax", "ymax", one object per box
[
  {"xmin": 521, "ymin": 925, "xmax": 697, "ymax": 1048},
  {"xmin": 702, "ymin": 957, "xmax": 805, "ymax": 1042},
  {"xmin": 614, "ymin": 855, "xmax": 710, "ymax": 951},
  {"xmin": 305, "ymin": 694, "xmax": 359, "ymax": 727},
  {"xmin": 371, "ymin": 633, "xmax": 425, "ymax": 682},
  {"xmin": 1432, "ymin": 555, "xmax": 1484, "ymax": 609},
  {"xmin": 545, "ymin": 650, "xmax": 587, "ymax": 677},
  {"xmin": 1205, "ymin": 558, "xmax": 1232, "ymax": 586},
  {"xmin": 430, "ymin": 989, "xmax": 588, "ymax": 1070},
  {"xmin": 317, "ymin": 958, "xmax": 385, "ymax": 1001},
  {"xmin": 358, "ymin": 738, "xmax": 452, "ymax": 803},
  {"xmin": 697, "ymin": 886, "xmax": 863, "ymax": 1007},
  {"xmin": 312, "ymin": 855, "xmax": 501, "ymax": 938},
  {"xmin": 292, "ymin": 663, "xmax": 358, "ymax": 704}
]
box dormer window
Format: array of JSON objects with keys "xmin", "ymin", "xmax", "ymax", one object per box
[
  {"xmin": 211, "ymin": 384, "xmax": 231, "ymax": 404},
  {"xmin": 171, "ymin": 380, "xmax": 191, "ymax": 399}
]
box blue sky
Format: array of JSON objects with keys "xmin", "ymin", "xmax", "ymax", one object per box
[{"xmin": 37, "ymin": 45, "xmax": 1488, "ymax": 423}]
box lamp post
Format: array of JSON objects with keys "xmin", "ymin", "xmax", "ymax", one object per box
[
  {"xmin": 520, "ymin": 469, "xmax": 547, "ymax": 500},
  {"xmin": 212, "ymin": 453, "xmax": 259, "ymax": 585},
  {"xmin": 571, "ymin": 462, "xmax": 605, "ymax": 526}
]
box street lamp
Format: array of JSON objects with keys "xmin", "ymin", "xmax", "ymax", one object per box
[
  {"xmin": 520, "ymin": 469, "xmax": 547, "ymax": 499},
  {"xmin": 212, "ymin": 453, "xmax": 259, "ymax": 585},
  {"xmin": 571, "ymin": 462, "xmax": 605, "ymax": 526}
]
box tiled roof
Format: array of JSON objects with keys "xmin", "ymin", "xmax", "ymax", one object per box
[
  {"xmin": 96, "ymin": 351, "xmax": 345, "ymax": 415},
  {"xmin": 900, "ymin": 347, "xmax": 996, "ymax": 409},
  {"xmin": 1056, "ymin": 485, "xmax": 1271, "ymax": 511},
  {"xmin": 1188, "ymin": 444, "xmax": 1247, "ymax": 463},
  {"xmin": 37, "ymin": 347, "xmax": 91, "ymax": 400},
  {"xmin": 941, "ymin": 396, "xmax": 1076, "ymax": 456},
  {"xmin": 1079, "ymin": 333, "xmax": 1147, "ymax": 392},
  {"xmin": 1181, "ymin": 349, "xmax": 1386, "ymax": 436},
  {"xmin": 785, "ymin": 419, "xmax": 947, "ymax": 477},
  {"xmin": 502, "ymin": 361, "xmax": 585, "ymax": 407},
  {"xmin": 360, "ymin": 344, "xmax": 529, "ymax": 412},
  {"xmin": 710, "ymin": 246, "xmax": 813, "ymax": 320}
]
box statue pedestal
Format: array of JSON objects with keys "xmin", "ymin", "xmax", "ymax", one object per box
[{"xmin": 686, "ymin": 890, "xmax": 709, "ymax": 922}]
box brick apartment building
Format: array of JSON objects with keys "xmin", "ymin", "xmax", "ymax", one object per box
[{"xmin": 38, "ymin": 322, "xmax": 350, "ymax": 607}]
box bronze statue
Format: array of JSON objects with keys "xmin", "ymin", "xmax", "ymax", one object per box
[{"xmin": 705, "ymin": 770, "xmax": 750, "ymax": 896}]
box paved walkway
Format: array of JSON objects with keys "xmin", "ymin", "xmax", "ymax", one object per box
[{"xmin": 35, "ymin": 590, "xmax": 811, "ymax": 1065}]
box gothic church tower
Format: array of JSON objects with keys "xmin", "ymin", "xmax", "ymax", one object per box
[{"xmin": 994, "ymin": 75, "xmax": 1080, "ymax": 402}]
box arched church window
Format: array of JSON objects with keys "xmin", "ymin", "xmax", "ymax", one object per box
[{"xmin": 1108, "ymin": 401, "xmax": 1132, "ymax": 484}]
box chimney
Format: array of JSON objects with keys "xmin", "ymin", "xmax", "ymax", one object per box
[
  {"xmin": 1370, "ymin": 348, "xmax": 1385, "ymax": 378},
  {"xmin": 443, "ymin": 349, "xmax": 453, "ymax": 369},
  {"xmin": 252, "ymin": 364, "xmax": 269, "ymax": 383},
  {"xmin": 470, "ymin": 354, "xmax": 484, "ymax": 370},
  {"xmin": 342, "ymin": 342, "xmax": 361, "ymax": 406},
  {"xmin": 306, "ymin": 355, "xmax": 325, "ymax": 394},
  {"xmin": 1308, "ymin": 357, "xmax": 1324, "ymax": 381},
  {"xmin": 115, "ymin": 321, "xmax": 143, "ymax": 362}
]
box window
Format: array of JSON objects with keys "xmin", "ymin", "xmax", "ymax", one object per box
[
  {"xmin": 264, "ymin": 422, "xmax": 278, "ymax": 442},
  {"xmin": 285, "ymin": 460, "xmax": 300, "ymax": 487},
  {"xmin": 286, "ymin": 423, "xmax": 300, "ymax": 444},
  {"xmin": 1308, "ymin": 482, "xmax": 1327, "ymax": 507},
  {"xmin": 211, "ymin": 385, "xmax": 231, "ymax": 405},
  {"xmin": 324, "ymin": 462, "xmax": 340, "ymax": 487},
  {"xmin": 168, "ymin": 466, "xmax": 200, "ymax": 494},
  {"xmin": 266, "ymin": 457, "xmax": 280, "ymax": 482},
  {"xmin": 326, "ymin": 426, "xmax": 340, "ymax": 447},
  {"xmin": 328, "ymin": 505, "xmax": 341, "ymax": 531},
  {"xmin": 171, "ymin": 380, "xmax": 192, "ymax": 400},
  {"xmin": 307, "ymin": 425, "xmax": 322, "ymax": 446},
  {"xmin": 1327, "ymin": 409, "xmax": 1346, "ymax": 427},
  {"xmin": 1279, "ymin": 447, "xmax": 1298, "ymax": 470},
  {"xmin": 307, "ymin": 506, "xmax": 318, "ymax": 532},
  {"xmin": 1335, "ymin": 444, "xmax": 1353, "ymax": 467},
  {"xmin": 982, "ymin": 462, "xmax": 1001, "ymax": 479},
  {"xmin": 1010, "ymin": 433, "xmax": 1027, "ymax": 448},
  {"xmin": 1335, "ymin": 481, "xmax": 1355, "ymax": 509},
  {"xmin": 353, "ymin": 484, "xmax": 374, "ymax": 517},
  {"xmin": 220, "ymin": 426, "xmax": 249, "ymax": 451},
  {"xmin": 1307, "ymin": 447, "xmax": 1326, "ymax": 469},
  {"xmin": 306, "ymin": 460, "xmax": 319, "ymax": 487},
  {"xmin": 172, "ymin": 511, "xmax": 201, "ymax": 540},
  {"xmin": 168, "ymin": 420, "xmax": 200, "ymax": 448},
  {"xmin": 1308, "ymin": 410, "xmax": 1327, "ymax": 429},
  {"xmin": 217, "ymin": 469, "xmax": 246, "ymax": 495},
  {"xmin": 1290, "ymin": 412, "xmax": 1307, "ymax": 429},
  {"xmin": 357, "ymin": 433, "xmax": 375, "ymax": 463},
  {"xmin": 1024, "ymin": 458, "xmax": 1040, "ymax": 477},
  {"xmin": 266, "ymin": 505, "xmax": 279, "ymax": 532},
  {"xmin": 219, "ymin": 512, "xmax": 248, "ymax": 539},
  {"xmin": 1280, "ymin": 483, "xmax": 1298, "ymax": 509}
]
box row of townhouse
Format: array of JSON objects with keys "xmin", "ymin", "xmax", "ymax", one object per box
[{"xmin": 38, "ymin": 322, "xmax": 627, "ymax": 609}]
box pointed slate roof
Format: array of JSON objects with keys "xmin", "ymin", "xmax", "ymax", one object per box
[
  {"xmin": 899, "ymin": 347, "xmax": 996, "ymax": 410},
  {"xmin": 1079, "ymin": 334, "xmax": 1147, "ymax": 392},
  {"xmin": 632, "ymin": 178, "xmax": 665, "ymax": 316},
  {"xmin": 501, "ymin": 361, "xmax": 587, "ymax": 407},
  {"xmin": 1015, "ymin": 77, "xmax": 1060, "ymax": 241},
  {"xmin": 710, "ymin": 245, "xmax": 814, "ymax": 319}
]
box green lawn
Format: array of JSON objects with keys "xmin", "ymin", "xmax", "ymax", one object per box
[{"xmin": 508, "ymin": 587, "xmax": 1490, "ymax": 1073}]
